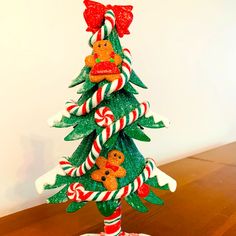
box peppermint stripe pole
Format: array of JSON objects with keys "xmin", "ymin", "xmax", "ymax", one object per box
[
  {"xmin": 60, "ymin": 101, "xmax": 149, "ymax": 177},
  {"xmin": 66, "ymin": 48, "xmax": 132, "ymax": 117},
  {"xmin": 67, "ymin": 159, "xmax": 155, "ymax": 202},
  {"xmin": 104, "ymin": 202, "xmax": 122, "ymax": 236},
  {"xmin": 89, "ymin": 10, "xmax": 116, "ymax": 47}
]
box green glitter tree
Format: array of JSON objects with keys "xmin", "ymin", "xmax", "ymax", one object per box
[
  {"xmin": 45, "ymin": 28, "xmax": 168, "ymax": 215},
  {"xmin": 36, "ymin": 2, "xmax": 176, "ymax": 235}
]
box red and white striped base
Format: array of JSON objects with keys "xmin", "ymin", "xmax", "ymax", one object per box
[
  {"xmin": 81, "ymin": 202, "xmax": 150, "ymax": 236},
  {"xmin": 104, "ymin": 205, "xmax": 122, "ymax": 235}
]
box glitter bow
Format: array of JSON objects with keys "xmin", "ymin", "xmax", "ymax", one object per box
[{"xmin": 84, "ymin": 0, "xmax": 133, "ymax": 37}]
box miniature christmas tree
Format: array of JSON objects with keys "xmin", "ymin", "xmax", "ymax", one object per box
[{"xmin": 36, "ymin": 1, "xmax": 177, "ymax": 235}]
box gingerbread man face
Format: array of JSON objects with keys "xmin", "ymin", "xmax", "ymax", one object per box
[
  {"xmin": 107, "ymin": 150, "xmax": 125, "ymax": 166},
  {"xmin": 85, "ymin": 40, "xmax": 122, "ymax": 83},
  {"xmin": 93, "ymin": 40, "xmax": 113, "ymax": 53},
  {"xmin": 91, "ymin": 150, "xmax": 126, "ymax": 191}
]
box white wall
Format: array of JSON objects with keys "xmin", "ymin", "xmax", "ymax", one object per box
[{"xmin": 1, "ymin": 0, "xmax": 236, "ymax": 217}]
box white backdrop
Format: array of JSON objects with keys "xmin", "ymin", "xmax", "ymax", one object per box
[{"xmin": 1, "ymin": 0, "xmax": 236, "ymax": 217}]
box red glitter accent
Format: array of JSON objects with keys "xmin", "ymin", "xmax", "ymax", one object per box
[
  {"xmin": 83, "ymin": 0, "xmax": 133, "ymax": 38},
  {"xmin": 90, "ymin": 61, "xmax": 120, "ymax": 75},
  {"xmin": 137, "ymin": 184, "xmax": 150, "ymax": 198}
]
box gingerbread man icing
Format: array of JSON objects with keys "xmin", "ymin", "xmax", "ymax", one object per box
[
  {"xmin": 85, "ymin": 40, "xmax": 122, "ymax": 83},
  {"xmin": 91, "ymin": 150, "xmax": 126, "ymax": 191}
]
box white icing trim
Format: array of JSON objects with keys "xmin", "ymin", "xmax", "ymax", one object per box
[
  {"xmin": 145, "ymin": 110, "xmax": 170, "ymax": 128},
  {"xmin": 153, "ymin": 167, "xmax": 177, "ymax": 192},
  {"xmin": 35, "ymin": 165, "xmax": 66, "ymax": 194},
  {"xmin": 47, "ymin": 109, "xmax": 71, "ymax": 127}
]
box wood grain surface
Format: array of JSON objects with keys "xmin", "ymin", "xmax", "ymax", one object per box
[{"xmin": 1, "ymin": 142, "xmax": 236, "ymax": 236}]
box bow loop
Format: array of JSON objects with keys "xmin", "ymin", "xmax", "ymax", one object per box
[
  {"xmin": 105, "ymin": 161, "xmax": 119, "ymax": 172},
  {"xmin": 83, "ymin": 0, "xmax": 133, "ymax": 37}
]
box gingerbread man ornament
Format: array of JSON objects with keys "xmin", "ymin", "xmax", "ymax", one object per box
[
  {"xmin": 91, "ymin": 150, "xmax": 126, "ymax": 191},
  {"xmin": 85, "ymin": 40, "xmax": 122, "ymax": 83}
]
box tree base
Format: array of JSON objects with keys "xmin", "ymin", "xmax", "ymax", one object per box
[{"xmin": 81, "ymin": 203, "xmax": 150, "ymax": 236}]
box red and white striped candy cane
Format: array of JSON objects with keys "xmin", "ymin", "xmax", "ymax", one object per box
[
  {"xmin": 60, "ymin": 102, "xmax": 149, "ymax": 177},
  {"xmin": 89, "ymin": 10, "xmax": 116, "ymax": 47},
  {"xmin": 65, "ymin": 48, "xmax": 132, "ymax": 117},
  {"xmin": 67, "ymin": 159, "xmax": 155, "ymax": 202}
]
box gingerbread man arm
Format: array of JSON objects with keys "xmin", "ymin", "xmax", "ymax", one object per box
[
  {"xmin": 91, "ymin": 170, "xmax": 103, "ymax": 182},
  {"xmin": 95, "ymin": 156, "xmax": 107, "ymax": 169},
  {"xmin": 114, "ymin": 166, "xmax": 126, "ymax": 178},
  {"xmin": 85, "ymin": 55, "xmax": 96, "ymax": 68},
  {"xmin": 114, "ymin": 54, "xmax": 122, "ymax": 66}
]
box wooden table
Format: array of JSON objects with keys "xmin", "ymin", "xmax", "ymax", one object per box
[{"xmin": 1, "ymin": 142, "xmax": 236, "ymax": 236}]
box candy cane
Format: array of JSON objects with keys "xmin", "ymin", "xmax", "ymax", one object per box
[
  {"xmin": 65, "ymin": 48, "xmax": 132, "ymax": 117},
  {"xmin": 67, "ymin": 159, "xmax": 156, "ymax": 202},
  {"xmin": 89, "ymin": 10, "xmax": 116, "ymax": 47},
  {"xmin": 60, "ymin": 101, "xmax": 149, "ymax": 177}
]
